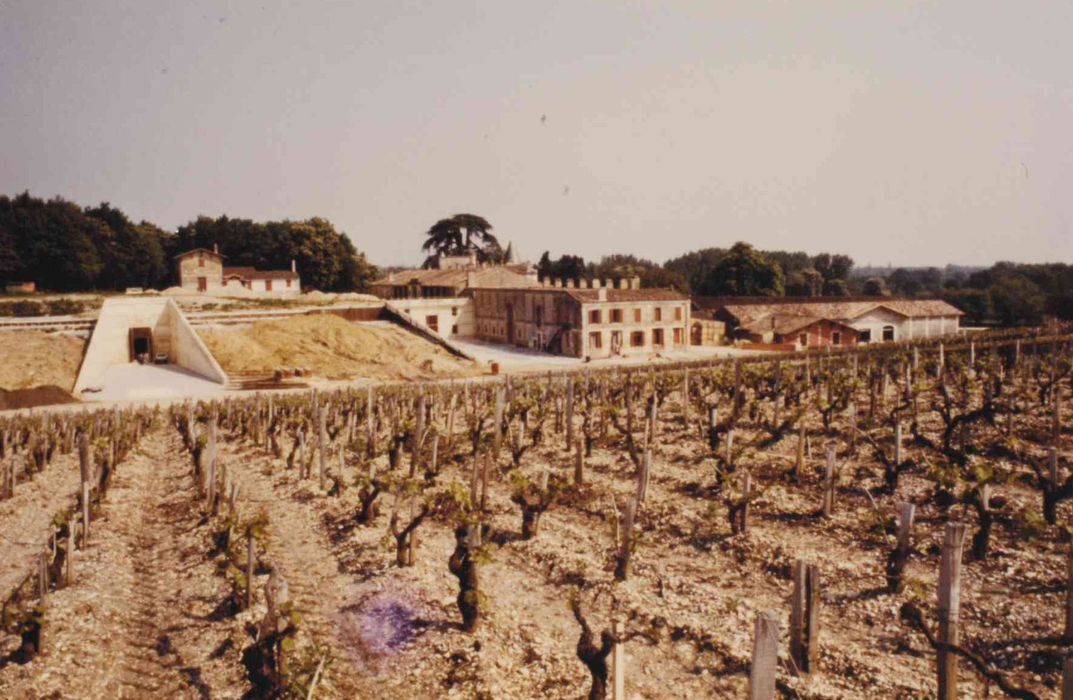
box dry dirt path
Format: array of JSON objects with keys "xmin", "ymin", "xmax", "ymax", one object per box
[
  {"xmin": 0, "ymin": 426, "xmax": 247, "ymax": 699},
  {"xmin": 218, "ymin": 438, "xmax": 373, "ymax": 699},
  {"xmin": 0, "ymin": 452, "xmax": 80, "ymax": 598}
]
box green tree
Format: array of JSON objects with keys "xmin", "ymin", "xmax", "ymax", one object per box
[
  {"xmin": 990, "ymin": 275, "xmax": 1045, "ymax": 326},
  {"xmin": 421, "ymin": 214, "xmax": 499, "ymax": 263},
  {"xmin": 704, "ymin": 242, "xmax": 784, "ymax": 296},
  {"xmin": 862, "ymin": 277, "xmax": 890, "ymax": 296}
]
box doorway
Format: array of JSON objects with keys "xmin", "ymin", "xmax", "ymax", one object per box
[
  {"xmin": 128, "ymin": 327, "xmax": 153, "ymax": 362},
  {"xmin": 197, "ymin": 276, "xmax": 208, "ymax": 292}
]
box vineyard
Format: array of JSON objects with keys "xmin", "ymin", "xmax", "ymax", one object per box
[{"xmin": 1, "ymin": 328, "xmax": 1072, "ymax": 699}]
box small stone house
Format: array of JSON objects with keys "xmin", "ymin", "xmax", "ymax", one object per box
[{"xmin": 175, "ymin": 247, "xmax": 301, "ymax": 295}]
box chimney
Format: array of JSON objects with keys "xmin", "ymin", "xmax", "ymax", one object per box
[
  {"xmin": 566, "ymin": 278, "xmax": 575, "ymax": 289},
  {"xmin": 291, "ymin": 259, "xmax": 297, "ymax": 273},
  {"xmin": 631, "ymin": 275, "xmax": 641, "ymax": 290},
  {"xmin": 213, "ymin": 242, "xmax": 219, "ymax": 254},
  {"xmin": 466, "ymin": 271, "xmax": 476, "ymax": 288},
  {"xmin": 616, "ymin": 278, "xmax": 626, "ymax": 290},
  {"xmin": 553, "ymin": 279, "xmax": 562, "ymax": 288},
  {"xmin": 603, "ymin": 278, "xmax": 613, "ymax": 290},
  {"xmin": 597, "ymin": 286, "xmax": 608, "ymax": 302}
]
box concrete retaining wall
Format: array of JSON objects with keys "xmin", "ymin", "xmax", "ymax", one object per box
[{"xmin": 73, "ymin": 298, "xmax": 226, "ymax": 393}]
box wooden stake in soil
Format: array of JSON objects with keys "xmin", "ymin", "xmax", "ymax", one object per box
[
  {"xmin": 1065, "ymin": 544, "xmax": 1073, "ymax": 640},
  {"xmin": 937, "ymin": 522, "xmax": 967, "ymax": 700},
  {"xmin": 612, "ymin": 619, "xmax": 625, "ymax": 700},
  {"xmin": 894, "ymin": 422, "xmax": 903, "ymax": 467},
  {"xmin": 1063, "ymin": 657, "xmax": 1073, "ymax": 700},
  {"xmin": 246, "ymin": 532, "xmax": 255, "ymax": 610},
  {"xmin": 822, "ymin": 445, "xmax": 836, "ymax": 518},
  {"xmin": 789, "ymin": 560, "xmax": 819, "ymax": 675},
  {"xmin": 318, "ymin": 409, "xmax": 328, "ymax": 491},
  {"xmin": 81, "ymin": 482, "xmax": 90, "ymax": 548},
  {"xmin": 748, "ymin": 611, "xmax": 779, "ymax": 700},
  {"xmin": 574, "ymin": 437, "xmax": 584, "ymax": 486},
  {"xmin": 888, "ymin": 502, "xmax": 915, "ymax": 592}
]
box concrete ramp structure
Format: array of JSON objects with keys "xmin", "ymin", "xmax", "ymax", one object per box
[{"xmin": 73, "ymin": 297, "xmax": 227, "ymax": 396}]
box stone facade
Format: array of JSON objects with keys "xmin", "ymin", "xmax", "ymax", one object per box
[{"xmin": 472, "ymin": 284, "xmax": 690, "ymax": 359}]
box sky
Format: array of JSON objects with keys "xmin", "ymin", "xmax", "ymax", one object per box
[{"xmin": 1, "ymin": 1, "xmax": 1071, "ymax": 268}]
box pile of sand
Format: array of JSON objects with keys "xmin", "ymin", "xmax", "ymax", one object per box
[
  {"xmin": 0, "ymin": 331, "xmax": 85, "ymax": 391},
  {"xmin": 197, "ymin": 315, "xmax": 478, "ymax": 381}
]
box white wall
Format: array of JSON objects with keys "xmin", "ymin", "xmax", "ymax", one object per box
[
  {"xmin": 848, "ymin": 309, "xmax": 961, "ymax": 343},
  {"xmin": 73, "ymin": 298, "xmax": 227, "ymax": 393},
  {"xmin": 394, "ymin": 297, "xmax": 474, "ymax": 338}
]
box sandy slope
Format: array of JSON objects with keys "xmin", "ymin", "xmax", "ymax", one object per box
[
  {"xmin": 0, "ymin": 331, "xmax": 84, "ymax": 390},
  {"xmin": 198, "ymin": 315, "xmax": 479, "ymax": 381}
]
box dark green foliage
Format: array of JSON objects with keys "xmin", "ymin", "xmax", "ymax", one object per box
[
  {"xmin": 421, "ymin": 213, "xmax": 500, "ymax": 264},
  {"xmin": 0, "ymin": 192, "xmax": 376, "ymax": 293},
  {"xmin": 172, "ymin": 215, "xmax": 377, "ymax": 292}
]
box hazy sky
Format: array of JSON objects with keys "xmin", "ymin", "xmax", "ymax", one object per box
[{"xmin": 2, "ymin": 1, "xmax": 1071, "ymax": 268}]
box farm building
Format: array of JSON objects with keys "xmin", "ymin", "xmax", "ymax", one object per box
[
  {"xmin": 471, "ymin": 279, "xmax": 690, "ymax": 358},
  {"xmin": 175, "ymin": 247, "xmax": 301, "ymax": 295},
  {"xmin": 369, "ymin": 253, "xmax": 537, "ymax": 339},
  {"xmin": 697, "ymin": 297, "xmax": 963, "ymax": 347}
]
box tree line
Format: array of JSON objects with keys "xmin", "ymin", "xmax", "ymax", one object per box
[
  {"xmin": 538, "ymin": 241, "xmax": 1073, "ymax": 328},
  {"xmin": 0, "ymin": 192, "xmax": 377, "ymax": 293}
]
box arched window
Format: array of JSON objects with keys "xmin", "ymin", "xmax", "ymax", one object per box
[{"xmin": 882, "ymin": 325, "xmax": 895, "ymax": 341}]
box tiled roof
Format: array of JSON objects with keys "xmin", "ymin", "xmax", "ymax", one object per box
[
  {"xmin": 717, "ymin": 298, "xmax": 962, "ymax": 323},
  {"xmin": 469, "ymin": 286, "xmax": 688, "ymax": 304},
  {"xmin": 223, "ymin": 266, "xmax": 298, "ymax": 281},
  {"xmin": 174, "ymin": 248, "xmax": 223, "ymax": 260},
  {"xmin": 740, "ymin": 314, "xmax": 858, "ymax": 335},
  {"xmin": 568, "ymin": 288, "xmax": 689, "ymax": 303},
  {"xmin": 371, "ymin": 266, "xmax": 535, "ymax": 290}
]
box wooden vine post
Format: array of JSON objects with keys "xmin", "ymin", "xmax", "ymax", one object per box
[
  {"xmin": 246, "ymin": 531, "xmax": 256, "ymax": 610},
  {"xmin": 789, "ymin": 559, "xmax": 819, "ymax": 675},
  {"xmin": 565, "ymin": 377, "xmax": 575, "ymax": 449},
  {"xmin": 1064, "ymin": 657, "xmax": 1073, "ymax": 700},
  {"xmin": 937, "ymin": 522, "xmax": 967, "ymax": 700},
  {"xmin": 79, "ymin": 432, "xmax": 91, "ymax": 548},
  {"xmin": 1066, "ymin": 543, "xmax": 1073, "ymax": 640},
  {"xmin": 822, "ymin": 445, "xmax": 836, "ymax": 518},
  {"xmin": 318, "ymin": 407, "xmax": 328, "ymax": 491},
  {"xmin": 888, "ymin": 502, "xmax": 915, "ymax": 593},
  {"xmin": 574, "ymin": 437, "xmax": 584, "ymax": 486},
  {"xmin": 611, "ymin": 619, "xmax": 625, "ymax": 700},
  {"xmin": 207, "ymin": 412, "xmax": 218, "ymax": 508},
  {"xmin": 748, "ymin": 611, "xmax": 779, "ymax": 700}
]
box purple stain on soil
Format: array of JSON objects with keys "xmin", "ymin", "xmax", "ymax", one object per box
[
  {"xmin": 336, "ymin": 591, "xmax": 422, "ymax": 664},
  {"xmin": 359, "ymin": 598, "xmax": 419, "ymax": 653}
]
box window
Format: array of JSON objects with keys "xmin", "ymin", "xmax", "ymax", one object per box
[
  {"xmin": 799, "ymin": 333, "xmax": 807, "ymax": 346},
  {"xmin": 882, "ymin": 325, "xmax": 895, "ymax": 342},
  {"xmin": 634, "ymin": 308, "xmax": 642, "ymax": 322},
  {"xmin": 832, "ymin": 331, "xmax": 841, "ymax": 346},
  {"xmin": 653, "ymin": 328, "xmax": 664, "ymax": 346},
  {"xmin": 589, "ymin": 309, "xmax": 601, "ymax": 324},
  {"xmin": 265, "ymin": 279, "xmax": 273, "ymax": 292},
  {"xmin": 286, "ymin": 279, "xmax": 292, "ymax": 288},
  {"xmin": 675, "ymin": 307, "xmax": 683, "ymax": 321},
  {"xmin": 611, "ymin": 309, "xmax": 623, "ymax": 323},
  {"xmin": 654, "ymin": 307, "xmax": 662, "ymax": 322},
  {"xmin": 859, "ymin": 329, "xmax": 871, "ymax": 343},
  {"xmin": 589, "ymin": 332, "xmax": 602, "ymax": 349},
  {"xmin": 673, "ymin": 328, "xmax": 683, "ymax": 345},
  {"xmin": 451, "ymin": 307, "xmax": 458, "ymax": 316},
  {"xmin": 426, "ymin": 315, "xmax": 439, "ymax": 332},
  {"xmin": 630, "ymin": 331, "xmax": 645, "ymax": 347},
  {"xmin": 198, "ymin": 255, "xmax": 205, "ymax": 268}
]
